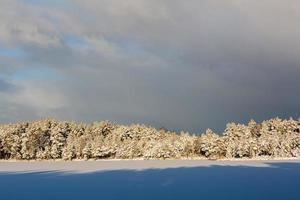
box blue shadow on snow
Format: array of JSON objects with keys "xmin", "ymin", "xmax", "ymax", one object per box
[{"xmin": 0, "ymin": 162, "xmax": 300, "ymax": 200}]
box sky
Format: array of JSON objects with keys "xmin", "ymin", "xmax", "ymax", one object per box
[{"xmin": 0, "ymin": 0, "xmax": 299, "ymax": 133}]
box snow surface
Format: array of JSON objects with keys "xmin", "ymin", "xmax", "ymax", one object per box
[
  {"xmin": 0, "ymin": 159, "xmax": 299, "ymax": 173},
  {"xmin": 0, "ymin": 160, "xmax": 300, "ymax": 200}
]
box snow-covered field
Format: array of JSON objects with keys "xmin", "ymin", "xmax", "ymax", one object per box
[
  {"xmin": 1, "ymin": 160, "xmax": 300, "ymax": 200},
  {"xmin": 1, "ymin": 159, "xmax": 300, "ymax": 173}
]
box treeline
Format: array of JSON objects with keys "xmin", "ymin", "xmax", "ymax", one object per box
[{"xmin": 0, "ymin": 118, "xmax": 299, "ymax": 160}]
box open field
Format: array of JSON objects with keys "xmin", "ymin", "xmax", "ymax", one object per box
[
  {"xmin": 1, "ymin": 159, "xmax": 300, "ymax": 173},
  {"xmin": 1, "ymin": 160, "xmax": 300, "ymax": 200}
]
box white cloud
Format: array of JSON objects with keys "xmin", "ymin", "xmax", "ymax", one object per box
[{"xmin": 2, "ymin": 80, "xmax": 66, "ymax": 118}]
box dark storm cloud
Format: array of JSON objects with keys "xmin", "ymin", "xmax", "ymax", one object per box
[{"xmin": 0, "ymin": 0, "xmax": 299, "ymax": 133}]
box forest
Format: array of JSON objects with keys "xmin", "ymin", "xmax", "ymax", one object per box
[{"xmin": 0, "ymin": 118, "xmax": 299, "ymax": 160}]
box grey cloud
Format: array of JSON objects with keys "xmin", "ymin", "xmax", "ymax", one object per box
[
  {"xmin": 0, "ymin": 79, "xmax": 18, "ymax": 93},
  {"xmin": 0, "ymin": 0, "xmax": 299, "ymax": 133}
]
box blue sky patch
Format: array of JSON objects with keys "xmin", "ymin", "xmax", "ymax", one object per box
[
  {"xmin": 64, "ymin": 35, "xmax": 89, "ymax": 49},
  {"xmin": 11, "ymin": 67, "xmax": 63, "ymax": 81},
  {"xmin": 0, "ymin": 47, "xmax": 26, "ymax": 59},
  {"xmin": 23, "ymin": 0, "xmax": 71, "ymax": 8}
]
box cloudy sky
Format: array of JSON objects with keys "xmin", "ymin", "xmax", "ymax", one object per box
[{"xmin": 0, "ymin": 0, "xmax": 299, "ymax": 133}]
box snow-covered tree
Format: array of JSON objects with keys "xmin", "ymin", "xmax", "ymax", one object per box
[{"xmin": 0, "ymin": 117, "xmax": 299, "ymax": 160}]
